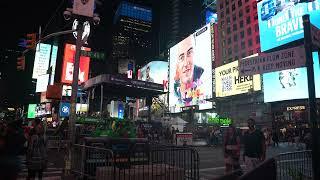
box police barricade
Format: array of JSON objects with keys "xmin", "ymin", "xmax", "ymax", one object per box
[{"xmin": 275, "ymin": 150, "xmax": 312, "ymax": 180}]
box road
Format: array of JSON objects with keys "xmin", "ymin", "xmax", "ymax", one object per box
[{"xmin": 196, "ymin": 143, "xmax": 299, "ymax": 179}]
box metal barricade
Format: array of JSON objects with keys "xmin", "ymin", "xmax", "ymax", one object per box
[
  {"xmin": 71, "ymin": 144, "xmax": 114, "ymax": 179},
  {"xmin": 275, "ymin": 150, "xmax": 312, "ymax": 180}
]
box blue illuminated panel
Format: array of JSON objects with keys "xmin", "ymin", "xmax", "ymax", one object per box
[{"xmin": 117, "ymin": 1, "xmax": 152, "ymax": 22}]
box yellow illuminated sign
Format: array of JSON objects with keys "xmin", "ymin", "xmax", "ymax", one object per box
[{"xmin": 215, "ymin": 60, "xmax": 261, "ymax": 97}]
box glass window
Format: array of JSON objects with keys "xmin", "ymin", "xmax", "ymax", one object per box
[
  {"xmin": 232, "ymin": 14, "xmax": 237, "ymax": 21},
  {"xmin": 226, "ymin": 0, "xmax": 229, "ymax": 5},
  {"xmin": 245, "ymin": 5, "xmax": 250, "ymax": 13},
  {"xmin": 226, "ymin": 7, "xmax": 230, "ymax": 14},
  {"xmin": 228, "ymin": 48, "xmax": 232, "ymax": 55},
  {"xmin": 234, "ymin": 45, "xmax": 239, "ymax": 51},
  {"xmin": 240, "ymin": 31, "xmax": 244, "ymax": 38},
  {"xmin": 227, "ymin": 27, "xmax": 231, "ymax": 33},
  {"xmin": 255, "ymin": 24, "xmax": 259, "ymax": 32},
  {"xmin": 239, "ymin": 10, "xmax": 243, "ymax": 17},
  {"xmin": 240, "ymin": 20, "xmax": 244, "ymax": 28},
  {"xmin": 248, "ymin": 39, "xmax": 253, "ymax": 46},
  {"xmin": 233, "ymin": 24, "xmax": 237, "ymax": 31},
  {"xmin": 232, "ymin": 4, "xmax": 236, "ymax": 11},
  {"xmin": 241, "ymin": 41, "xmax": 245, "ymax": 48},
  {"xmin": 228, "ymin": 37, "xmax": 232, "ymax": 44},
  {"xmin": 252, "ymin": 1, "xmax": 257, "ymax": 9},
  {"xmin": 246, "ymin": 16, "xmax": 251, "ymax": 24},
  {"xmin": 221, "ymin": 11, "xmax": 224, "ymax": 18},
  {"xmin": 238, "ymin": 0, "xmax": 242, "ymax": 7},
  {"xmin": 227, "ymin": 17, "xmax": 231, "ymax": 23},
  {"xmin": 234, "ymin": 34, "xmax": 238, "ymax": 41},
  {"xmin": 247, "ymin": 27, "xmax": 252, "ymax": 35}
]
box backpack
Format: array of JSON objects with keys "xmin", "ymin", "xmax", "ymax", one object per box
[{"xmin": 27, "ymin": 134, "xmax": 47, "ymax": 170}]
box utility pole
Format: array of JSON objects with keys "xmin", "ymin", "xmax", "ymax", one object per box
[{"xmin": 303, "ymin": 14, "xmax": 320, "ymax": 180}]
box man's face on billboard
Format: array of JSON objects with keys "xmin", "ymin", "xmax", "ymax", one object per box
[{"xmin": 177, "ymin": 36, "xmax": 194, "ymax": 84}]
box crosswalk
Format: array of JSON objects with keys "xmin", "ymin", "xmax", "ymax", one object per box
[{"xmin": 17, "ymin": 156, "xmax": 63, "ymax": 180}]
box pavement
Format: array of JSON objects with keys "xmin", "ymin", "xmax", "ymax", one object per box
[{"xmin": 196, "ymin": 142, "xmax": 299, "ymax": 180}]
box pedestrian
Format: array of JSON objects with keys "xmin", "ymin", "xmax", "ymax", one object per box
[
  {"xmin": 26, "ymin": 119, "xmax": 47, "ymax": 180},
  {"xmin": 243, "ymin": 118, "xmax": 266, "ymax": 172},
  {"xmin": 224, "ymin": 125, "xmax": 241, "ymax": 174},
  {"xmin": 272, "ymin": 131, "xmax": 279, "ymax": 147}
]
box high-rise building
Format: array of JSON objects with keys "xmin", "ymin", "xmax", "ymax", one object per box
[
  {"xmin": 112, "ymin": 1, "xmax": 153, "ymax": 73},
  {"xmin": 216, "ymin": 0, "xmax": 261, "ymax": 66}
]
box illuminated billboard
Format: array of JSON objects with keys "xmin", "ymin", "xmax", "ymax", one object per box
[
  {"xmin": 258, "ymin": 0, "xmax": 320, "ymax": 52},
  {"xmin": 138, "ymin": 61, "xmax": 168, "ymax": 91},
  {"xmin": 263, "ymin": 52, "xmax": 320, "ymax": 102},
  {"xmin": 61, "ymin": 44, "xmax": 91, "ymax": 84},
  {"xmin": 169, "ymin": 24, "xmax": 213, "ymax": 113},
  {"xmin": 32, "ymin": 43, "xmax": 58, "ymax": 79},
  {"xmin": 215, "ymin": 60, "xmax": 261, "ymax": 97}
]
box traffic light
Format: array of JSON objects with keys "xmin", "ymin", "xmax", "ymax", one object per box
[
  {"xmin": 26, "ymin": 33, "xmax": 37, "ymax": 49},
  {"xmin": 17, "ymin": 56, "xmax": 25, "ymax": 71}
]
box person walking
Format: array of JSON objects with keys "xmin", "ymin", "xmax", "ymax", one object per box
[
  {"xmin": 26, "ymin": 119, "xmax": 47, "ymax": 180},
  {"xmin": 243, "ymin": 118, "xmax": 266, "ymax": 172},
  {"xmin": 223, "ymin": 125, "xmax": 241, "ymax": 174},
  {"xmin": 272, "ymin": 131, "xmax": 279, "ymax": 147}
]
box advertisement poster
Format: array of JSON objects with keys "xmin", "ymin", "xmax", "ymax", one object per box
[
  {"xmin": 176, "ymin": 133, "xmax": 193, "ymax": 146},
  {"xmin": 139, "ymin": 61, "xmax": 168, "ymax": 91},
  {"xmin": 215, "ymin": 60, "xmax": 261, "ymax": 97},
  {"xmin": 258, "ymin": 0, "xmax": 320, "ymax": 52},
  {"xmin": 36, "ymin": 74, "xmax": 50, "ymax": 93},
  {"xmin": 27, "ymin": 104, "xmax": 37, "ymax": 119},
  {"xmin": 169, "ymin": 24, "xmax": 213, "ymax": 113},
  {"xmin": 263, "ymin": 52, "xmax": 320, "ymax": 102},
  {"xmin": 61, "ymin": 44, "xmax": 91, "ymax": 84},
  {"xmin": 32, "ymin": 44, "xmax": 51, "ymax": 79}
]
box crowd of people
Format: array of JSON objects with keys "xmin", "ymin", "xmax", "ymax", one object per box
[{"xmin": 0, "ymin": 116, "xmax": 47, "ymax": 180}]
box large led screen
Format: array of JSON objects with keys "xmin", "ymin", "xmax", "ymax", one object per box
[
  {"xmin": 139, "ymin": 61, "xmax": 168, "ymax": 91},
  {"xmin": 215, "ymin": 60, "xmax": 261, "ymax": 97},
  {"xmin": 263, "ymin": 52, "xmax": 320, "ymax": 102},
  {"xmin": 169, "ymin": 24, "xmax": 213, "ymax": 113},
  {"xmin": 258, "ymin": 0, "xmax": 320, "ymax": 52},
  {"xmin": 32, "ymin": 43, "xmax": 58, "ymax": 79},
  {"xmin": 61, "ymin": 44, "xmax": 91, "ymax": 84}
]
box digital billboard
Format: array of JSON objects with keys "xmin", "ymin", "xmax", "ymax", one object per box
[
  {"xmin": 258, "ymin": 0, "xmax": 320, "ymax": 52},
  {"xmin": 215, "ymin": 60, "xmax": 261, "ymax": 97},
  {"xmin": 169, "ymin": 24, "xmax": 213, "ymax": 113},
  {"xmin": 263, "ymin": 52, "xmax": 320, "ymax": 102},
  {"xmin": 36, "ymin": 74, "xmax": 50, "ymax": 92},
  {"xmin": 32, "ymin": 43, "xmax": 58, "ymax": 79},
  {"xmin": 206, "ymin": 10, "xmax": 218, "ymax": 24},
  {"xmin": 27, "ymin": 104, "xmax": 36, "ymax": 119},
  {"xmin": 138, "ymin": 61, "xmax": 168, "ymax": 91},
  {"xmin": 61, "ymin": 44, "xmax": 91, "ymax": 84}
]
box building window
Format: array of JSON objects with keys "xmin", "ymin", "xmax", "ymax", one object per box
[
  {"xmin": 228, "ymin": 48, "xmax": 232, "ymax": 55},
  {"xmin": 254, "ymin": 14, "xmax": 258, "ymax": 20},
  {"xmin": 240, "ymin": 20, "xmax": 244, "ymax": 28},
  {"xmin": 241, "ymin": 52, "xmax": 247, "ymax": 58},
  {"xmin": 227, "ymin": 27, "xmax": 231, "ymax": 33},
  {"xmin": 222, "ymin": 40, "xmax": 226, "ymax": 47},
  {"xmin": 232, "ymin": 14, "xmax": 237, "ymax": 21},
  {"xmin": 227, "ymin": 17, "xmax": 231, "ymax": 24},
  {"xmin": 255, "ymin": 24, "xmax": 259, "ymax": 32},
  {"xmin": 221, "ymin": 11, "xmax": 224, "ymax": 18},
  {"xmin": 252, "ymin": 1, "xmax": 257, "ymax": 9},
  {"xmin": 234, "ymin": 45, "xmax": 239, "ymax": 52},
  {"xmin": 245, "ymin": 5, "xmax": 250, "ymax": 13},
  {"xmin": 228, "ymin": 37, "xmax": 232, "ymax": 44},
  {"xmin": 256, "ymin": 35, "xmax": 260, "ymax": 44},
  {"xmin": 246, "ymin": 16, "xmax": 251, "ymax": 24},
  {"xmin": 233, "ymin": 24, "xmax": 237, "ymax": 31},
  {"xmin": 248, "ymin": 39, "xmax": 253, "ymax": 46},
  {"xmin": 234, "ymin": 34, "xmax": 238, "ymax": 41},
  {"xmin": 239, "ymin": 10, "xmax": 243, "ymax": 17},
  {"xmin": 226, "ymin": 0, "xmax": 229, "ymax": 5},
  {"xmin": 249, "ymin": 50, "xmax": 254, "ymax": 55},
  {"xmin": 240, "ymin": 31, "xmax": 244, "ymax": 38},
  {"xmin": 220, "ymin": 3, "xmax": 224, "ymax": 9},
  {"xmin": 247, "ymin": 27, "xmax": 252, "ymax": 35},
  {"xmin": 232, "ymin": 4, "xmax": 236, "ymax": 11},
  {"xmin": 226, "ymin": 7, "xmax": 230, "ymax": 14},
  {"xmin": 245, "ymin": 0, "xmax": 249, "ymax": 2},
  {"xmin": 241, "ymin": 41, "xmax": 245, "ymax": 48},
  {"xmin": 238, "ymin": 0, "xmax": 242, "ymax": 7}
]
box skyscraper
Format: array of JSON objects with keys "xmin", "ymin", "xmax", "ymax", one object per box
[
  {"xmin": 112, "ymin": 1, "xmax": 153, "ymax": 74},
  {"xmin": 216, "ymin": 0, "xmax": 261, "ymax": 66}
]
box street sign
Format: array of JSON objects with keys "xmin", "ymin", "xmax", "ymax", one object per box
[
  {"xmin": 239, "ymin": 46, "xmax": 306, "ymax": 76},
  {"xmin": 72, "ymin": 0, "xmax": 95, "ymax": 17},
  {"xmin": 59, "ymin": 102, "xmax": 71, "ymax": 117},
  {"xmin": 311, "ymin": 24, "xmax": 320, "ymax": 49},
  {"xmin": 81, "ymin": 50, "xmax": 105, "ymax": 60}
]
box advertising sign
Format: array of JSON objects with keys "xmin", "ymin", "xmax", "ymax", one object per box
[
  {"xmin": 176, "ymin": 133, "xmax": 193, "ymax": 146},
  {"xmin": 59, "ymin": 102, "xmax": 71, "ymax": 117},
  {"xmin": 139, "ymin": 61, "xmax": 168, "ymax": 91},
  {"xmin": 61, "ymin": 44, "xmax": 91, "ymax": 84},
  {"xmin": 32, "ymin": 43, "xmax": 51, "ymax": 79},
  {"xmin": 27, "ymin": 104, "xmax": 36, "ymax": 119},
  {"xmin": 239, "ymin": 46, "xmax": 306, "ymax": 76},
  {"xmin": 263, "ymin": 52, "xmax": 320, "ymax": 102},
  {"xmin": 311, "ymin": 24, "xmax": 320, "ymax": 48},
  {"xmin": 36, "ymin": 74, "xmax": 50, "ymax": 92},
  {"xmin": 258, "ymin": 0, "xmax": 320, "ymax": 52},
  {"xmin": 169, "ymin": 24, "xmax": 213, "ymax": 113},
  {"xmin": 215, "ymin": 60, "xmax": 261, "ymax": 97}
]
